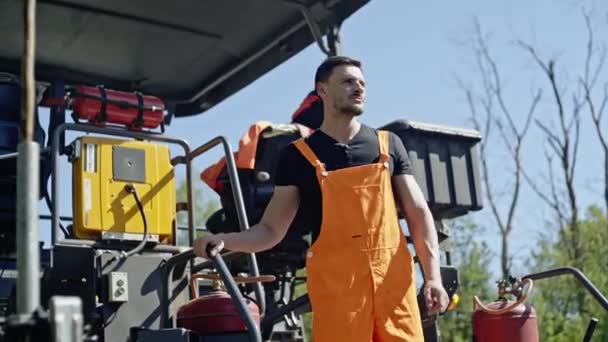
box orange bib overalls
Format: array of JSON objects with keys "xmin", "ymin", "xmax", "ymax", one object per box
[{"xmin": 294, "ymin": 130, "xmax": 423, "ymax": 342}]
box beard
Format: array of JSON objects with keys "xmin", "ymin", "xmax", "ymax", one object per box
[{"xmin": 335, "ymin": 102, "xmax": 364, "ymax": 116}]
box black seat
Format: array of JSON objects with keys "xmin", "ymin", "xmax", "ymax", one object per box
[{"xmin": 205, "ymin": 124, "xmax": 311, "ymax": 272}]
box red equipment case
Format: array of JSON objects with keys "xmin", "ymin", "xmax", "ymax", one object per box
[{"xmin": 70, "ymin": 86, "xmax": 164, "ymax": 130}]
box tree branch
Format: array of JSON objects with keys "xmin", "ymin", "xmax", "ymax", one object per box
[
  {"xmin": 465, "ymin": 22, "xmax": 542, "ymax": 278},
  {"xmin": 468, "ymin": 92, "xmax": 507, "ymax": 236},
  {"xmin": 580, "ymin": 9, "xmax": 608, "ymax": 213},
  {"xmin": 522, "ymin": 168, "xmax": 560, "ymax": 216},
  {"xmin": 522, "ymin": 89, "xmax": 543, "ymax": 138},
  {"xmin": 536, "ymin": 120, "xmax": 562, "ymax": 151},
  {"xmin": 545, "ymin": 150, "xmax": 568, "ymax": 231},
  {"xmin": 570, "ymin": 106, "xmax": 581, "ymax": 181}
]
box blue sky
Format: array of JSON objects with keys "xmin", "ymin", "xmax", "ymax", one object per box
[{"xmin": 42, "ymin": 0, "xmax": 608, "ymax": 276}]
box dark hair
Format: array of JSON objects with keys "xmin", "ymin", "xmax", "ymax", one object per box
[{"xmin": 314, "ymin": 56, "xmax": 362, "ymax": 85}]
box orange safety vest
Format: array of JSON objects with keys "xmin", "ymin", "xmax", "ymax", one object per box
[
  {"xmin": 200, "ymin": 121, "xmax": 313, "ymax": 193},
  {"xmin": 293, "ymin": 130, "xmax": 423, "ymax": 342}
]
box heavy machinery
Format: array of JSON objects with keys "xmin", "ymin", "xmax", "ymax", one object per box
[{"xmin": 0, "ymin": 1, "xmax": 492, "ymax": 341}]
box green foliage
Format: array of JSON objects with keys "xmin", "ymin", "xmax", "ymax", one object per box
[
  {"xmin": 527, "ymin": 206, "xmax": 608, "ymax": 341},
  {"xmin": 438, "ymin": 218, "xmax": 493, "ymax": 342},
  {"xmin": 294, "ymin": 268, "xmax": 312, "ymax": 341}
]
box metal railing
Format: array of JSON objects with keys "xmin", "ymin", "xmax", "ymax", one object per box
[
  {"xmin": 523, "ymin": 267, "xmax": 608, "ymax": 312},
  {"xmin": 50, "ymin": 123, "xmax": 193, "ymax": 247},
  {"xmin": 187, "ymin": 136, "xmax": 266, "ymax": 315}
]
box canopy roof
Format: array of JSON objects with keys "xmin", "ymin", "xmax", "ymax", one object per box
[{"xmin": 0, "ymin": 0, "xmax": 369, "ymax": 116}]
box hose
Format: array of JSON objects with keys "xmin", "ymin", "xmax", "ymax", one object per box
[
  {"xmin": 473, "ymin": 278, "xmax": 534, "ymax": 315},
  {"xmin": 120, "ymin": 184, "xmax": 149, "ymax": 259}
]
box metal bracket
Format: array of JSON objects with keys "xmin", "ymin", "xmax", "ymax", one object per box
[
  {"xmin": 282, "ymin": 1, "xmax": 342, "ymax": 57},
  {"xmin": 101, "ymin": 231, "xmax": 160, "ymax": 243},
  {"xmin": 49, "ymin": 296, "xmax": 84, "ymax": 342},
  {"xmin": 326, "ymin": 23, "xmax": 342, "ymax": 56}
]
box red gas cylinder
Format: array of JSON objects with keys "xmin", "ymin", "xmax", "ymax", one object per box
[
  {"xmin": 472, "ymin": 279, "xmax": 539, "ymax": 342},
  {"xmin": 472, "ymin": 301, "xmax": 538, "ymax": 342},
  {"xmin": 177, "ymin": 290, "xmax": 260, "ymax": 334},
  {"xmin": 176, "ymin": 273, "xmax": 274, "ymax": 335}
]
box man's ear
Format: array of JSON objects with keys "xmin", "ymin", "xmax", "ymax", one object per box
[{"xmin": 316, "ymin": 82, "xmax": 327, "ymax": 99}]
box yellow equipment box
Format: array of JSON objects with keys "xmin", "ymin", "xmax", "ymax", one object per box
[{"xmin": 71, "ymin": 136, "xmax": 176, "ymax": 243}]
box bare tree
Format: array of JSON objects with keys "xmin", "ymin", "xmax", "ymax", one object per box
[
  {"xmin": 460, "ymin": 19, "xmax": 541, "ymax": 280},
  {"xmin": 518, "ymin": 40, "xmax": 584, "ymax": 263},
  {"xmin": 516, "ymin": 9, "xmax": 608, "ymax": 263},
  {"xmin": 513, "ymin": 8, "xmax": 608, "ymax": 317},
  {"xmin": 580, "ymin": 11, "xmax": 608, "ymax": 214},
  {"xmin": 461, "ymin": 7, "xmax": 606, "ymax": 324}
]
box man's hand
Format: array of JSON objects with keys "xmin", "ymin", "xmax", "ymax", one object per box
[
  {"xmin": 193, "ymin": 234, "xmax": 225, "ymax": 259},
  {"xmin": 424, "ymin": 280, "xmax": 449, "ymax": 315}
]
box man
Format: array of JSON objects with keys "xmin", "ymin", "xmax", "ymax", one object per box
[{"xmin": 194, "ymin": 56, "xmax": 449, "ymax": 341}]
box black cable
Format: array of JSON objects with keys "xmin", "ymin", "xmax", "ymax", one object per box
[
  {"xmin": 44, "ymin": 191, "xmax": 70, "ymax": 237},
  {"xmin": 121, "ymin": 184, "xmax": 148, "ymax": 259}
]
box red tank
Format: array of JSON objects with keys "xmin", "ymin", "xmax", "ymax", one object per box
[
  {"xmin": 176, "ymin": 291, "xmax": 260, "ymax": 335},
  {"xmin": 70, "ymin": 86, "xmax": 164, "ymax": 129},
  {"xmin": 472, "ymin": 300, "xmax": 539, "ymax": 342}
]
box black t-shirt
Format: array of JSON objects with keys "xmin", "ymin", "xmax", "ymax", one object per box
[{"xmin": 275, "ymin": 124, "xmax": 412, "ymax": 243}]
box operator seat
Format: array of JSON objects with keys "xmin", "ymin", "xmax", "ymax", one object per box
[{"xmin": 204, "ymin": 123, "xmax": 312, "ymax": 272}]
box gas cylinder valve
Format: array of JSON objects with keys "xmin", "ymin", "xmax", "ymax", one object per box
[{"xmin": 497, "ymin": 276, "xmax": 526, "ymax": 300}]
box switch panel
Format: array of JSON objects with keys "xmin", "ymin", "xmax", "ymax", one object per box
[{"xmin": 109, "ymin": 272, "xmax": 129, "ymax": 303}]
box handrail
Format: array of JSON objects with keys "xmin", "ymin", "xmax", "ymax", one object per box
[
  {"xmin": 0, "ymin": 147, "xmax": 50, "ymax": 161},
  {"xmin": 190, "ymin": 251, "xmax": 241, "ymax": 273},
  {"xmin": 523, "ymin": 267, "xmax": 608, "ymax": 312},
  {"xmin": 583, "ymin": 318, "xmax": 599, "ymax": 342},
  {"xmin": 160, "ymin": 248, "xmax": 196, "ymax": 329},
  {"xmin": 188, "ymin": 136, "xmax": 266, "ymax": 315},
  {"xmin": 0, "ymin": 151, "xmax": 20, "ymax": 160}
]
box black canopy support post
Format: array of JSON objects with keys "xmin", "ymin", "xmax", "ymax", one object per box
[
  {"xmin": 282, "ymin": 0, "xmax": 335, "ymax": 57},
  {"xmin": 326, "ymin": 23, "xmax": 342, "ymax": 57}
]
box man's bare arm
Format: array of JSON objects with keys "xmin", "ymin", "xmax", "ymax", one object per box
[
  {"xmin": 194, "ymin": 185, "xmax": 300, "ymax": 257},
  {"xmin": 392, "ymin": 173, "xmax": 448, "ymax": 313},
  {"xmin": 391, "ymin": 174, "xmax": 441, "ymax": 282}
]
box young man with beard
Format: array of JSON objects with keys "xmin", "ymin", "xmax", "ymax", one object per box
[{"xmin": 194, "ymin": 56, "xmax": 448, "ymax": 341}]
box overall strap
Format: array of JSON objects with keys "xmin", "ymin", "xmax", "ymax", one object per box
[
  {"xmin": 378, "ymin": 130, "xmax": 390, "ymax": 164},
  {"xmin": 293, "ymin": 139, "xmax": 325, "ymax": 171}
]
